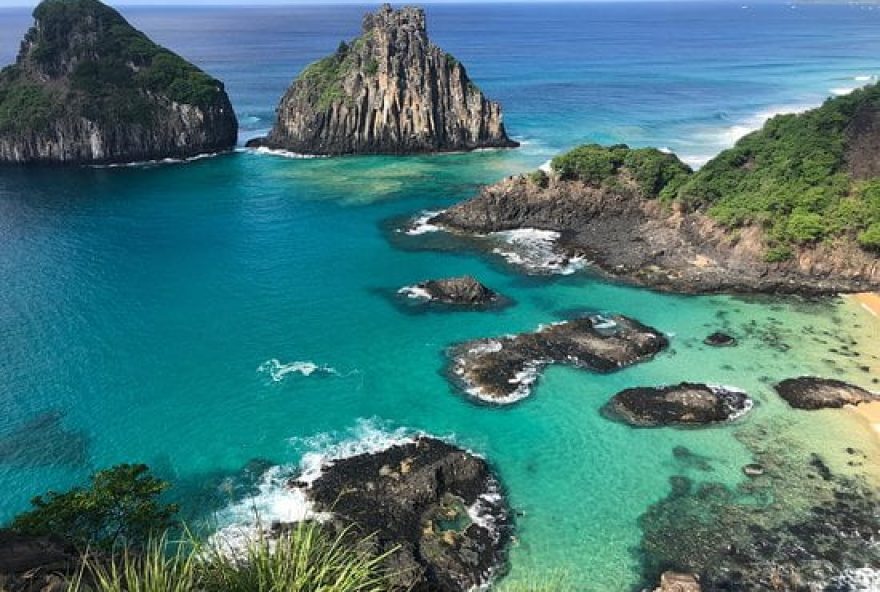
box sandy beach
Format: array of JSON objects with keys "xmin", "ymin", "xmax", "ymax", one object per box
[{"xmin": 853, "ymin": 292, "xmax": 880, "ymax": 318}]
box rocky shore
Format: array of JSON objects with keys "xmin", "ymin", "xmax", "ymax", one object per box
[
  {"xmin": 0, "ymin": 0, "xmax": 238, "ymax": 165},
  {"xmin": 774, "ymin": 377, "xmax": 877, "ymax": 410},
  {"xmin": 290, "ymin": 437, "xmax": 509, "ymax": 591},
  {"xmin": 448, "ymin": 314, "xmax": 668, "ymax": 403},
  {"xmin": 430, "ymin": 172, "xmax": 880, "ymax": 295},
  {"xmin": 398, "ymin": 276, "xmax": 506, "ymax": 309},
  {"xmin": 606, "ymin": 383, "xmax": 753, "ymax": 427},
  {"xmin": 247, "ymin": 4, "xmax": 517, "ymax": 155}
]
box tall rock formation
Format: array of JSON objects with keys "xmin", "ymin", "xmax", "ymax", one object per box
[
  {"xmin": 248, "ymin": 4, "xmax": 517, "ymax": 155},
  {"xmin": 0, "ymin": 0, "xmax": 238, "ymax": 165}
]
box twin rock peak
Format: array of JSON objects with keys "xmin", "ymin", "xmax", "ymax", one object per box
[{"xmin": 0, "ymin": 0, "xmax": 516, "ymax": 165}]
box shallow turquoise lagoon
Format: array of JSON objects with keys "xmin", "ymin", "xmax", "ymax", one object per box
[{"xmin": 1, "ymin": 2, "xmax": 880, "ymax": 589}]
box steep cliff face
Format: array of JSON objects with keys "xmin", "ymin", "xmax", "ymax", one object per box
[
  {"xmin": 0, "ymin": 0, "xmax": 238, "ymax": 165},
  {"xmin": 248, "ymin": 4, "xmax": 517, "ymax": 155}
]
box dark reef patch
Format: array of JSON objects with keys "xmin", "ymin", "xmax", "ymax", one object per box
[{"xmin": 0, "ymin": 411, "xmax": 88, "ymax": 468}]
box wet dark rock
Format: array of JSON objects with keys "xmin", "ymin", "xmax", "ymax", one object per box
[
  {"xmin": 774, "ymin": 377, "xmax": 876, "ymax": 410},
  {"xmin": 703, "ymin": 332, "xmax": 737, "ymax": 347},
  {"xmin": 447, "ymin": 314, "xmax": 668, "ymax": 403},
  {"xmin": 398, "ymin": 276, "xmax": 504, "ymax": 308},
  {"xmin": 293, "ymin": 437, "xmax": 509, "ymax": 592},
  {"xmin": 0, "ymin": 531, "xmax": 81, "ymax": 592},
  {"xmin": 248, "ymin": 5, "xmax": 516, "ymax": 155},
  {"xmin": 606, "ymin": 383, "xmax": 752, "ymax": 427},
  {"xmin": 638, "ymin": 446, "xmax": 880, "ymax": 592}
]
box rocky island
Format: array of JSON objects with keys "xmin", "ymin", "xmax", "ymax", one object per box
[
  {"xmin": 448, "ymin": 314, "xmax": 669, "ymax": 403},
  {"xmin": 606, "ymin": 383, "xmax": 753, "ymax": 427},
  {"xmin": 247, "ymin": 4, "xmax": 517, "ymax": 155},
  {"xmin": 774, "ymin": 377, "xmax": 877, "ymax": 410},
  {"xmin": 430, "ymin": 83, "xmax": 880, "ymax": 294},
  {"xmin": 0, "ymin": 0, "xmax": 238, "ymax": 165},
  {"xmin": 290, "ymin": 437, "xmax": 509, "ymax": 592},
  {"xmin": 398, "ymin": 275, "xmax": 506, "ymax": 308}
]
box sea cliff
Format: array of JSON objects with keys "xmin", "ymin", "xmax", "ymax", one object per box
[
  {"xmin": 0, "ymin": 0, "xmax": 238, "ymax": 165},
  {"xmin": 247, "ymin": 4, "xmax": 517, "ymax": 155}
]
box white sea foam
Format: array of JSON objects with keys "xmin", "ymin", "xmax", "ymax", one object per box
[
  {"xmin": 489, "ymin": 228, "xmax": 587, "ymax": 275},
  {"xmin": 832, "ymin": 568, "xmax": 880, "ymax": 591},
  {"xmin": 708, "ymin": 384, "xmax": 754, "ymax": 422},
  {"xmin": 398, "ymin": 285, "xmax": 433, "ymax": 300},
  {"xmin": 257, "ymin": 359, "xmax": 338, "ymax": 382},
  {"xmin": 854, "ymin": 75, "xmax": 876, "ymax": 82},
  {"xmin": 250, "ymin": 146, "xmax": 326, "ymax": 160},
  {"xmin": 402, "ymin": 210, "xmax": 444, "ymax": 235},
  {"xmin": 210, "ymin": 419, "xmax": 420, "ymax": 553},
  {"xmin": 830, "ymin": 87, "xmax": 859, "ymax": 97},
  {"xmin": 538, "ymin": 159, "xmax": 553, "ymax": 173},
  {"xmin": 88, "ymin": 151, "xmax": 226, "ymax": 169},
  {"xmin": 680, "ymin": 104, "xmax": 814, "ymax": 168}
]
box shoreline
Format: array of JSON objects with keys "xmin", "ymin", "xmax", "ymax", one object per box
[{"xmin": 844, "ymin": 293, "xmax": 880, "ymax": 447}]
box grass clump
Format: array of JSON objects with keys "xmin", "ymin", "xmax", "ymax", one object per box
[{"xmin": 65, "ymin": 525, "xmax": 395, "ymax": 592}]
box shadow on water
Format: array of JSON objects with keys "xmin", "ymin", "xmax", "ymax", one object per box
[{"xmin": 0, "ymin": 410, "xmax": 89, "ymax": 468}]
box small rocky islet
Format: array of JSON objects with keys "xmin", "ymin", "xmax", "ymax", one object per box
[
  {"xmin": 774, "ymin": 376, "xmax": 877, "ymax": 410},
  {"xmin": 606, "ymin": 383, "xmax": 753, "ymax": 428},
  {"xmin": 0, "ymin": 0, "xmax": 238, "ymax": 165},
  {"xmin": 397, "ymin": 275, "xmax": 506, "ymax": 309},
  {"xmin": 286, "ymin": 437, "xmax": 509, "ymax": 592},
  {"xmin": 247, "ymin": 4, "xmax": 518, "ymax": 156},
  {"xmin": 448, "ymin": 314, "xmax": 669, "ymax": 403}
]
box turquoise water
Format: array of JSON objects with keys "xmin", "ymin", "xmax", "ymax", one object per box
[{"xmin": 1, "ymin": 3, "xmax": 880, "ymax": 589}]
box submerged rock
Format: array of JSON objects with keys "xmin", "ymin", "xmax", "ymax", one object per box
[
  {"xmin": 247, "ymin": 4, "xmax": 517, "ymax": 155},
  {"xmin": 774, "ymin": 377, "xmax": 876, "ymax": 410},
  {"xmin": 448, "ymin": 314, "xmax": 668, "ymax": 404},
  {"xmin": 0, "ymin": 0, "xmax": 237, "ymax": 165},
  {"xmin": 398, "ymin": 276, "xmax": 503, "ymax": 308},
  {"xmin": 606, "ymin": 383, "xmax": 752, "ymax": 427},
  {"xmin": 703, "ymin": 332, "xmax": 737, "ymax": 347},
  {"xmin": 653, "ymin": 571, "xmax": 701, "ymax": 592},
  {"xmin": 293, "ymin": 437, "xmax": 509, "ymax": 591}
]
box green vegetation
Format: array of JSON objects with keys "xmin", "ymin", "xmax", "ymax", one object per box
[
  {"xmin": 676, "ymin": 84, "xmax": 880, "ymax": 253},
  {"xmin": 550, "ymin": 143, "xmax": 691, "ymax": 197},
  {"xmin": 0, "ymin": 0, "xmax": 225, "ymax": 130},
  {"xmin": 64, "ymin": 525, "xmax": 394, "ymax": 592},
  {"xmin": 544, "ymin": 83, "xmax": 880, "ymax": 257},
  {"xmin": 11, "ymin": 464, "xmax": 177, "ymax": 551},
  {"xmin": 0, "ymin": 68, "xmax": 60, "ymax": 133}
]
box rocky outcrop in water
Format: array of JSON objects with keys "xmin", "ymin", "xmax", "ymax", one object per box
[
  {"xmin": 292, "ymin": 437, "xmax": 509, "ymax": 592},
  {"xmin": 0, "ymin": 0, "xmax": 237, "ymax": 165},
  {"xmin": 431, "ymin": 168, "xmax": 880, "ymax": 295},
  {"xmin": 703, "ymin": 332, "xmax": 737, "ymax": 347},
  {"xmin": 398, "ymin": 275, "xmax": 503, "ymax": 308},
  {"xmin": 606, "ymin": 383, "xmax": 752, "ymax": 427},
  {"xmin": 773, "ymin": 377, "xmax": 876, "ymax": 410},
  {"xmin": 247, "ymin": 4, "xmax": 517, "ymax": 155},
  {"xmin": 448, "ymin": 314, "xmax": 668, "ymax": 403}
]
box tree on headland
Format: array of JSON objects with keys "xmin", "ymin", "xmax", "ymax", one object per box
[{"xmin": 10, "ymin": 463, "xmax": 178, "ymax": 551}]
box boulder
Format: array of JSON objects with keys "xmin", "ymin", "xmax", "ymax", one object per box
[
  {"xmin": 774, "ymin": 377, "xmax": 876, "ymax": 410},
  {"xmin": 606, "ymin": 383, "xmax": 752, "ymax": 427}
]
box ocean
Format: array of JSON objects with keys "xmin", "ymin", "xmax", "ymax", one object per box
[{"xmin": 1, "ymin": 2, "xmax": 879, "ymax": 589}]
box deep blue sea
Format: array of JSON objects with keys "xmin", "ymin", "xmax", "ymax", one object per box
[{"xmin": 1, "ymin": 2, "xmax": 879, "ymax": 589}]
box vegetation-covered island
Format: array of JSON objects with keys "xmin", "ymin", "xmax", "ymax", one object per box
[
  {"xmin": 0, "ymin": 0, "xmax": 238, "ymax": 165},
  {"xmin": 433, "ymin": 82, "xmax": 880, "ymax": 294},
  {"xmin": 247, "ymin": 4, "xmax": 518, "ymax": 155}
]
